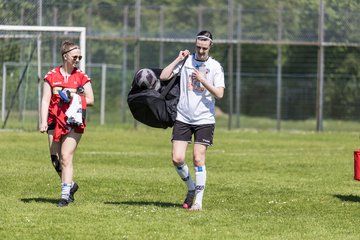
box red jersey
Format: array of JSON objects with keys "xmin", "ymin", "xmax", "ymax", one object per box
[{"xmin": 44, "ymin": 66, "xmax": 91, "ymax": 141}]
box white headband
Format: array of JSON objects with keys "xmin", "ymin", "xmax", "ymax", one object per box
[{"xmin": 196, "ymin": 35, "xmax": 213, "ymax": 42}]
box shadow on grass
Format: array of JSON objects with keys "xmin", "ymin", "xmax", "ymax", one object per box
[
  {"xmin": 333, "ymin": 194, "xmax": 360, "ymax": 202},
  {"xmin": 20, "ymin": 198, "xmax": 58, "ymax": 204},
  {"xmin": 104, "ymin": 201, "xmax": 182, "ymax": 208}
]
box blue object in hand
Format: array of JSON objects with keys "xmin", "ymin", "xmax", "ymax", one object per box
[{"xmin": 58, "ymin": 89, "xmax": 71, "ymax": 103}]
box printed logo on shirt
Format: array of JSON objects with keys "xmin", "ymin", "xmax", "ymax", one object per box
[
  {"xmin": 191, "ymin": 78, "xmax": 205, "ymax": 92},
  {"xmin": 187, "ymin": 74, "xmax": 193, "ymax": 91},
  {"xmin": 190, "ymin": 72, "xmax": 206, "ymax": 92},
  {"xmin": 187, "ymin": 70, "xmax": 208, "ymax": 92}
]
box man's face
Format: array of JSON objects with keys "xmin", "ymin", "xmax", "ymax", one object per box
[{"xmin": 195, "ymin": 39, "xmax": 211, "ymax": 61}]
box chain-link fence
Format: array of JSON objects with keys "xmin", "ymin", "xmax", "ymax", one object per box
[{"xmin": 1, "ymin": 0, "xmax": 360, "ymax": 131}]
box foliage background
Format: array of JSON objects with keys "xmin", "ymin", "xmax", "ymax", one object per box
[{"xmin": 0, "ymin": 0, "xmax": 360, "ymax": 131}]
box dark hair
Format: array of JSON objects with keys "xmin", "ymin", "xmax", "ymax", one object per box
[
  {"xmin": 196, "ymin": 30, "xmax": 213, "ymax": 41},
  {"xmin": 61, "ymin": 40, "xmax": 80, "ymax": 56}
]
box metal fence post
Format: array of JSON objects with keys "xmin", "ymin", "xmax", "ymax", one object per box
[
  {"xmin": 100, "ymin": 64, "xmax": 107, "ymax": 125},
  {"xmin": 276, "ymin": 3, "xmax": 283, "ymax": 131},
  {"xmin": 316, "ymin": 0, "xmax": 325, "ymax": 131},
  {"xmin": 235, "ymin": 4, "xmax": 242, "ymax": 128},
  {"xmin": 227, "ymin": 0, "xmax": 234, "ymax": 130}
]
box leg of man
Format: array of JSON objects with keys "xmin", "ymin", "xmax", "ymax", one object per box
[
  {"xmin": 172, "ymin": 140, "xmax": 195, "ymax": 208},
  {"xmin": 191, "ymin": 143, "xmax": 207, "ymax": 211}
]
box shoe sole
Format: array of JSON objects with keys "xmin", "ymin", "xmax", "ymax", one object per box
[
  {"xmin": 57, "ymin": 199, "xmax": 70, "ymax": 207},
  {"xmin": 189, "ymin": 207, "xmax": 202, "ymax": 211},
  {"xmin": 189, "ymin": 204, "xmax": 202, "ymax": 211}
]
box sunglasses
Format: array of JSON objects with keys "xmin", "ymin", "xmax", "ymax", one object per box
[{"xmin": 71, "ymin": 55, "xmax": 82, "ymax": 61}]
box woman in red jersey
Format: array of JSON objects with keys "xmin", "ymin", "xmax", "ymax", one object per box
[{"xmin": 39, "ymin": 40, "xmax": 94, "ymax": 207}]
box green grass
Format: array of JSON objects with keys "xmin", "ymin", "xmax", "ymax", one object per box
[
  {"xmin": 1, "ymin": 125, "xmax": 360, "ymax": 239},
  {"xmin": 5, "ymin": 110, "xmax": 360, "ymax": 132}
]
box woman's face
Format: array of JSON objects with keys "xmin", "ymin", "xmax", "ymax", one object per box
[
  {"xmin": 195, "ymin": 39, "xmax": 211, "ymax": 61},
  {"xmin": 64, "ymin": 48, "xmax": 82, "ymax": 67}
]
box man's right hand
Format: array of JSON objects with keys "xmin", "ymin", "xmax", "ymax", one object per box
[{"xmin": 179, "ymin": 50, "xmax": 190, "ymax": 60}]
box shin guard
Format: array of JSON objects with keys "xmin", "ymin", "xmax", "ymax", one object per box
[{"xmin": 51, "ymin": 155, "xmax": 62, "ymax": 174}]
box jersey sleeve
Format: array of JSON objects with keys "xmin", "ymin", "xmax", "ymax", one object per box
[
  {"xmin": 81, "ymin": 72, "xmax": 91, "ymax": 86},
  {"xmin": 172, "ymin": 62, "xmax": 182, "ymax": 75},
  {"xmin": 43, "ymin": 70, "xmax": 54, "ymax": 87},
  {"xmin": 173, "ymin": 56, "xmax": 190, "ymax": 76}
]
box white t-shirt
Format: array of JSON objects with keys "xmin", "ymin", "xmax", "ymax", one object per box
[{"xmin": 173, "ymin": 53, "xmax": 225, "ymax": 125}]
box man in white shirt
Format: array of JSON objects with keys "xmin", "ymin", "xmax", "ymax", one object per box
[{"xmin": 160, "ymin": 30, "xmax": 225, "ymax": 210}]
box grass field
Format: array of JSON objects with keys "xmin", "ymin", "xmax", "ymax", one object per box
[{"xmin": 1, "ymin": 124, "xmax": 360, "ymax": 239}]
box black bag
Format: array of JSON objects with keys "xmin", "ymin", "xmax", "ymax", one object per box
[{"xmin": 127, "ymin": 68, "xmax": 180, "ymax": 129}]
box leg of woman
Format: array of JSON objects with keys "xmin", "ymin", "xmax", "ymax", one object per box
[
  {"xmin": 60, "ymin": 129, "xmax": 82, "ymax": 184},
  {"xmin": 57, "ymin": 129, "xmax": 82, "ymax": 207},
  {"xmin": 47, "ymin": 130, "xmax": 62, "ymax": 178}
]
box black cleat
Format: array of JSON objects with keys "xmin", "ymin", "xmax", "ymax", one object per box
[
  {"xmin": 57, "ymin": 198, "xmax": 70, "ymax": 207},
  {"xmin": 69, "ymin": 182, "xmax": 79, "ymax": 202},
  {"xmin": 183, "ymin": 190, "xmax": 195, "ymax": 209}
]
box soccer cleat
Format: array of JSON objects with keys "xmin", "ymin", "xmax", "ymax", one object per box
[
  {"xmin": 189, "ymin": 202, "xmax": 202, "ymax": 211},
  {"xmin": 69, "ymin": 182, "xmax": 79, "ymax": 202},
  {"xmin": 182, "ymin": 190, "xmax": 195, "ymax": 209},
  {"xmin": 57, "ymin": 198, "xmax": 70, "ymax": 207}
]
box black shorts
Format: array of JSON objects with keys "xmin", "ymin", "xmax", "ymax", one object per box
[{"xmin": 172, "ymin": 120, "xmax": 215, "ymax": 146}]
